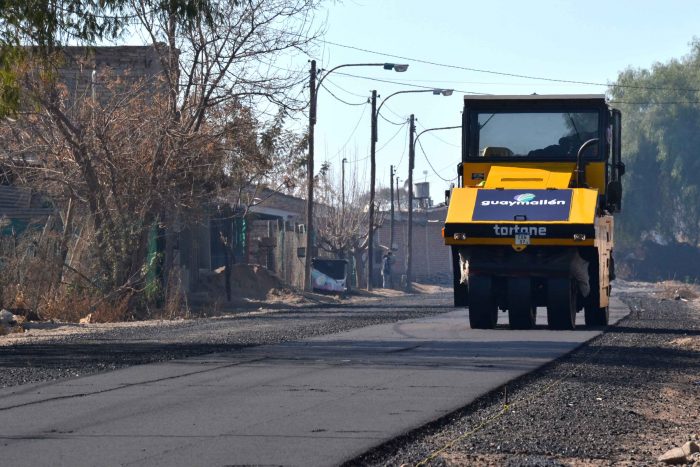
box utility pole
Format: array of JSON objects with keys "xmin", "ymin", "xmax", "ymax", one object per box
[
  {"xmin": 367, "ymin": 89, "xmax": 378, "ymax": 290},
  {"xmin": 389, "ymin": 165, "xmax": 395, "ymax": 254},
  {"xmin": 304, "ymin": 62, "xmax": 408, "ymax": 292},
  {"xmin": 406, "ymin": 114, "xmax": 415, "ymax": 292},
  {"xmin": 304, "ymin": 60, "xmax": 316, "ymax": 292}
]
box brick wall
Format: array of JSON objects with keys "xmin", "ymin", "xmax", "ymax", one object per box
[
  {"xmin": 375, "ymin": 207, "xmax": 452, "ymax": 285},
  {"xmin": 58, "ymin": 46, "xmax": 166, "ymax": 105}
]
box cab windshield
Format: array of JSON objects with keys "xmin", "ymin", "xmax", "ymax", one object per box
[{"xmin": 469, "ymin": 111, "xmax": 601, "ymax": 159}]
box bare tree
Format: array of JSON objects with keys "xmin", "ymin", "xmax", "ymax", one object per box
[{"xmin": 314, "ymin": 161, "xmax": 384, "ymax": 288}]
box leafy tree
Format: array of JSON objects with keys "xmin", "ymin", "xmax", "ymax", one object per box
[
  {"xmin": 609, "ymin": 39, "xmax": 700, "ymax": 246},
  {"xmin": 0, "ymin": 0, "xmax": 324, "ymax": 313}
]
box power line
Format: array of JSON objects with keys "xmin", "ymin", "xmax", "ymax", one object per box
[
  {"xmin": 416, "ymin": 120, "xmax": 461, "ymax": 148},
  {"xmin": 378, "ymin": 110, "xmax": 405, "ymax": 126},
  {"xmin": 324, "ymin": 102, "xmax": 369, "ymax": 161},
  {"xmin": 377, "ymin": 119, "xmax": 408, "ymax": 153},
  {"xmin": 609, "ymin": 100, "xmax": 700, "ymax": 105},
  {"xmin": 261, "ymin": 25, "xmax": 700, "ymax": 94},
  {"xmin": 319, "ymin": 82, "xmax": 367, "ymax": 106},
  {"xmin": 395, "ymin": 124, "xmax": 409, "ymax": 169},
  {"xmin": 417, "ymin": 138, "xmax": 457, "ymax": 182},
  {"xmin": 333, "ymin": 71, "xmax": 483, "ymax": 95},
  {"xmin": 319, "ymin": 38, "xmax": 700, "ymax": 93},
  {"xmin": 323, "ymin": 78, "xmax": 369, "ymax": 99}
]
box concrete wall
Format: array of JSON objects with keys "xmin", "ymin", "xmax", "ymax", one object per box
[{"xmin": 375, "ymin": 207, "xmax": 452, "ymax": 285}]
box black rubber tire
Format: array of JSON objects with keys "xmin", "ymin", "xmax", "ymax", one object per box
[
  {"xmin": 585, "ymin": 262, "xmax": 609, "ymax": 327},
  {"xmin": 546, "ymin": 277, "xmax": 576, "ymax": 330},
  {"xmin": 507, "ymin": 277, "xmax": 536, "ymax": 330},
  {"xmin": 451, "ymin": 246, "xmax": 468, "ymax": 307},
  {"xmin": 584, "ymin": 304, "xmax": 609, "ymax": 326},
  {"xmin": 468, "ymin": 275, "xmax": 498, "ymax": 329}
]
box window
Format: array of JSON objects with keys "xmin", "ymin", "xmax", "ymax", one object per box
[{"xmin": 469, "ymin": 111, "xmax": 601, "ymax": 159}]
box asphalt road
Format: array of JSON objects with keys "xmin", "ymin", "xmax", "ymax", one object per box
[{"xmin": 0, "ymin": 297, "xmax": 630, "ymax": 467}]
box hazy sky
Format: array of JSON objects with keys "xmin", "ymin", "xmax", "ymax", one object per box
[{"xmin": 311, "ymin": 0, "xmax": 700, "ymax": 201}]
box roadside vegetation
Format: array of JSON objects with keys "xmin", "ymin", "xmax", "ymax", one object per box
[
  {"xmin": 610, "ymin": 40, "xmax": 700, "ymax": 283},
  {"xmin": 0, "ymin": 1, "xmax": 322, "ymax": 321}
]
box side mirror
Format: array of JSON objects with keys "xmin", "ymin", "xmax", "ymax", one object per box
[
  {"xmin": 617, "ymin": 162, "xmax": 626, "ymax": 177},
  {"xmin": 606, "ymin": 180, "xmax": 622, "ymax": 211},
  {"xmin": 444, "ymin": 189, "xmax": 451, "ymax": 206}
]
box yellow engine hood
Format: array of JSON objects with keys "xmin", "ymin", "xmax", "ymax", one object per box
[{"xmin": 444, "ymin": 171, "xmax": 599, "ymax": 246}]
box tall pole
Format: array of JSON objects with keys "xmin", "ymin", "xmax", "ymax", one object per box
[
  {"xmin": 406, "ymin": 114, "xmax": 415, "ymax": 292},
  {"xmin": 304, "ymin": 60, "xmax": 316, "ymax": 291},
  {"xmin": 389, "ymin": 165, "xmax": 395, "ymax": 254},
  {"xmin": 304, "ymin": 62, "xmax": 408, "ymax": 292},
  {"xmin": 367, "ymin": 89, "xmax": 378, "ymax": 291}
]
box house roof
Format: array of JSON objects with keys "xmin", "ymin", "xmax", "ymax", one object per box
[{"xmin": 0, "ymin": 185, "xmax": 54, "ymax": 223}]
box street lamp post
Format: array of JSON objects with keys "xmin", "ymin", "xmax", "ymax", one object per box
[
  {"xmin": 406, "ymin": 114, "xmax": 416, "ymax": 292},
  {"xmin": 368, "ymin": 88, "xmax": 453, "ymax": 291},
  {"xmin": 405, "ymin": 123, "xmax": 461, "ymax": 291},
  {"xmin": 305, "ymin": 60, "xmax": 408, "ymax": 292},
  {"xmin": 389, "ymin": 164, "xmax": 395, "ymax": 255}
]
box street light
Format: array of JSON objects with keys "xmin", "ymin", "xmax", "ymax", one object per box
[
  {"xmin": 366, "ymin": 88, "xmax": 453, "ymax": 291},
  {"xmin": 404, "ymin": 123, "xmax": 460, "ymax": 292},
  {"xmin": 305, "ymin": 60, "xmax": 408, "ymax": 292}
]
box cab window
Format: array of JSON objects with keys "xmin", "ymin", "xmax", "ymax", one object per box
[{"xmin": 469, "ymin": 111, "xmax": 600, "ymax": 159}]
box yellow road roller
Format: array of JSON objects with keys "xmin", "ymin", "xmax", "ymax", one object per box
[{"xmin": 443, "ymin": 95, "xmax": 624, "ymax": 330}]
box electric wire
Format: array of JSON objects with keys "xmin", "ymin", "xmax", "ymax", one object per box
[
  {"xmin": 319, "ymin": 82, "xmax": 367, "ymax": 106},
  {"xmin": 323, "ymin": 102, "xmax": 369, "ymax": 162},
  {"xmin": 378, "ymin": 111, "xmax": 406, "ymax": 126},
  {"xmin": 262, "ymin": 25, "xmax": 700, "ymax": 95},
  {"xmin": 323, "ymin": 78, "xmax": 370, "ymax": 99},
  {"xmin": 333, "ymin": 71, "xmax": 483, "ymax": 95},
  {"xmin": 319, "ymin": 38, "xmax": 700, "ymax": 93},
  {"xmin": 417, "ymin": 121, "xmax": 461, "ymax": 148},
  {"xmin": 395, "ymin": 124, "xmax": 409, "ymax": 169},
  {"xmin": 376, "ymin": 119, "xmax": 408, "ymax": 153},
  {"xmin": 417, "ymin": 138, "xmax": 457, "ymax": 182}
]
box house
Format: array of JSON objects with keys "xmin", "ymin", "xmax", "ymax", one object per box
[{"xmin": 178, "ymin": 187, "xmax": 313, "ymax": 294}]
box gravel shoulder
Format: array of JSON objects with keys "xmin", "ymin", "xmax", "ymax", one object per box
[
  {"xmin": 0, "ymin": 286, "xmax": 451, "ymax": 388},
  {"xmin": 348, "ymin": 282, "xmax": 700, "ymax": 467}
]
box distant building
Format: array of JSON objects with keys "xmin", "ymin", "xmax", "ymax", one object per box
[{"xmin": 375, "ymin": 205, "xmax": 451, "ymax": 285}]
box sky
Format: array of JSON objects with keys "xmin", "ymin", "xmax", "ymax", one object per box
[{"xmin": 310, "ymin": 0, "xmax": 700, "ymax": 203}]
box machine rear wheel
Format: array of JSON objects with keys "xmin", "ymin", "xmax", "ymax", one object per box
[
  {"xmin": 584, "ymin": 304, "xmax": 609, "ymax": 326},
  {"xmin": 507, "ymin": 278, "xmax": 536, "ymax": 330},
  {"xmin": 547, "ymin": 277, "xmax": 576, "ymax": 330},
  {"xmin": 468, "ymin": 275, "xmax": 498, "ymax": 329}
]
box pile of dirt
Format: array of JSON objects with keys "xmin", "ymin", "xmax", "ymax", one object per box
[{"xmin": 196, "ymin": 264, "xmax": 287, "ymax": 302}]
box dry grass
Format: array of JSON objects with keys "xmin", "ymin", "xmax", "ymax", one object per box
[{"xmin": 656, "ymin": 280, "xmax": 700, "ymax": 301}]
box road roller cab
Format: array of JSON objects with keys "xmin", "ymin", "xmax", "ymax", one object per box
[{"xmin": 443, "ymin": 95, "xmax": 624, "ymax": 330}]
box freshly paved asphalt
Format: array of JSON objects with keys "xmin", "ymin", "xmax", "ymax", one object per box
[{"xmin": 0, "ymin": 297, "xmax": 630, "ymax": 467}]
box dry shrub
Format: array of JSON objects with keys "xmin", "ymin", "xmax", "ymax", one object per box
[
  {"xmin": 658, "ymin": 280, "xmax": 700, "ymax": 300},
  {"xmin": 90, "ymin": 295, "xmax": 131, "ymax": 323},
  {"xmin": 40, "ymin": 288, "xmax": 131, "ymax": 323},
  {"xmin": 163, "ymin": 266, "xmax": 189, "ymax": 320},
  {"xmin": 40, "ymin": 289, "xmax": 93, "ymax": 322}
]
